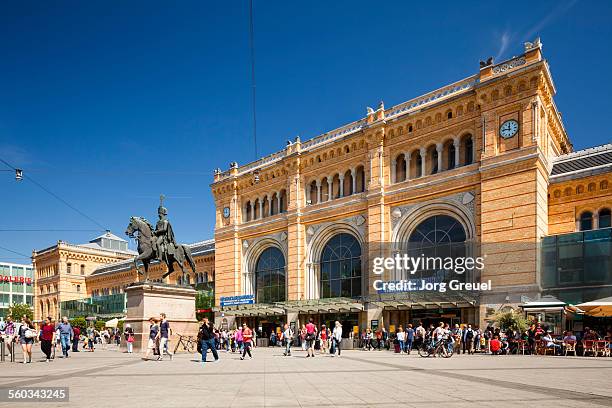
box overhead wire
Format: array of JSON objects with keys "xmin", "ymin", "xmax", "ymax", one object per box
[{"xmin": 0, "ymin": 157, "xmax": 107, "ymax": 230}]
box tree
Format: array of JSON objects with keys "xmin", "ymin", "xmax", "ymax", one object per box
[
  {"xmin": 7, "ymin": 303, "xmax": 33, "ymax": 321},
  {"xmin": 94, "ymin": 320, "xmax": 106, "ymax": 331},
  {"xmin": 70, "ymin": 316, "xmax": 87, "ymax": 331},
  {"xmin": 494, "ymin": 309, "xmax": 530, "ymax": 333}
]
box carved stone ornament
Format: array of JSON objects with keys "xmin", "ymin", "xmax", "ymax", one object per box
[{"xmin": 390, "ymin": 190, "xmax": 476, "ymax": 230}]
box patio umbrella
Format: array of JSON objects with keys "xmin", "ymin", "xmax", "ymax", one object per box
[
  {"xmin": 575, "ymin": 296, "xmax": 612, "ymax": 317},
  {"xmin": 105, "ymin": 318, "xmax": 119, "ymax": 328}
]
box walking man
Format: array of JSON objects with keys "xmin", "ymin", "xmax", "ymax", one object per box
[
  {"xmin": 198, "ymin": 317, "xmax": 219, "ymax": 363},
  {"xmin": 57, "ymin": 316, "xmax": 73, "ymax": 358},
  {"xmin": 305, "ymin": 318, "xmax": 317, "ymax": 358},
  {"xmin": 72, "ymin": 325, "xmax": 80, "ymax": 352},
  {"xmin": 240, "ymin": 323, "xmax": 253, "ymax": 360},
  {"xmin": 282, "ymin": 323, "xmax": 293, "ymax": 356},
  {"xmin": 158, "ymin": 313, "xmax": 173, "ymax": 361}
]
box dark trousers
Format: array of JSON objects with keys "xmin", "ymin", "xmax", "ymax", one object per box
[
  {"xmin": 242, "ymin": 341, "xmax": 252, "ymax": 358},
  {"xmin": 72, "ymin": 337, "xmax": 79, "ymax": 352},
  {"xmin": 200, "ymin": 339, "xmax": 218, "ymax": 362},
  {"xmin": 41, "ymin": 339, "xmax": 52, "ymax": 359}
]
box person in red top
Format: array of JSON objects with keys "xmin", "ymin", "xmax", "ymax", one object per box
[
  {"xmin": 490, "ymin": 335, "xmax": 502, "ymax": 355},
  {"xmin": 305, "ymin": 318, "xmax": 317, "ymax": 358},
  {"xmin": 240, "ymin": 323, "xmax": 253, "ymax": 360},
  {"xmin": 40, "ymin": 317, "xmax": 55, "ymax": 362},
  {"xmin": 72, "ymin": 326, "xmax": 81, "ymax": 352},
  {"xmin": 320, "ymin": 324, "xmax": 329, "ymax": 354}
]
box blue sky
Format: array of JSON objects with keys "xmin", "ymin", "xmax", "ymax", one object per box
[{"xmin": 1, "ymin": 0, "xmax": 611, "ymax": 261}]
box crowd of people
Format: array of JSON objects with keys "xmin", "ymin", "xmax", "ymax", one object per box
[{"xmin": 3, "ymin": 313, "xmax": 611, "ymax": 364}]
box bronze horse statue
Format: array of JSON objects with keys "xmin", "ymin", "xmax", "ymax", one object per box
[{"xmin": 125, "ymin": 216, "xmax": 196, "ymax": 283}]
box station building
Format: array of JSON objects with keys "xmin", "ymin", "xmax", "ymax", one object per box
[{"xmin": 210, "ymin": 38, "xmax": 612, "ymax": 335}]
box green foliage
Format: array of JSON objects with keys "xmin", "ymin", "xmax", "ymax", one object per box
[
  {"xmin": 494, "ymin": 310, "xmax": 530, "ymax": 333},
  {"xmin": 94, "ymin": 320, "xmax": 106, "ymax": 331},
  {"xmin": 7, "ymin": 303, "xmax": 33, "ymax": 321},
  {"xmin": 117, "ymin": 320, "xmax": 124, "ymax": 332},
  {"xmin": 69, "ymin": 316, "xmax": 87, "ymax": 331}
]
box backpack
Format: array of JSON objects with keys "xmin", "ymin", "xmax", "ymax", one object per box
[{"xmin": 466, "ymin": 329, "xmax": 474, "ymax": 339}]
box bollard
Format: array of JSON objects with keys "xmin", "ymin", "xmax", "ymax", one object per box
[
  {"xmin": 10, "ymin": 340, "xmax": 15, "ymax": 362},
  {"xmin": 1, "ymin": 340, "xmax": 4, "ymax": 362}
]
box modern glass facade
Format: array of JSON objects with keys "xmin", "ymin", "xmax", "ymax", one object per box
[
  {"xmin": 0, "ymin": 262, "xmax": 34, "ymax": 319},
  {"xmin": 60, "ymin": 293, "xmax": 127, "ymax": 319},
  {"xmin": 541, "ymin": 228, "xmax": 612, "ymax": 304}
]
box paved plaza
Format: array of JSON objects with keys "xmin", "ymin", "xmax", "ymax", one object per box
[{"xmin": 1, "ymin": 345, "xmax": 611, "ymax": 408}]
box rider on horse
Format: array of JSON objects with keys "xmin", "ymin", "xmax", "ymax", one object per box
[{"xmin": 155, "ymin": 195, "xmax": 178, "ymax": 262}]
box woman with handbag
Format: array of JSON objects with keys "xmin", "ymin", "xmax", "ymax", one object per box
[
  {"xmin": 124, "ymin": 324, "xmax": 134, "ymax": 354},
  {"xmin": 18, "ymin": 316, "xmax": 35, "ymax": 364}
]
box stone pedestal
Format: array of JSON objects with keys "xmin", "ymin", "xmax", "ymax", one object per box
[{"xmin": 124, "ymin": 283, "xmax": 198, "ymax": 353}]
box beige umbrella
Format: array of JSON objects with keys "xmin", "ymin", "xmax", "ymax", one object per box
[
  {"xmin": 104, "ymin": 318, "xmax": 119, "ymax": 328},
  {"xmin": 575, "ymin": 296, "xmax": 612, "ymax": 317}
]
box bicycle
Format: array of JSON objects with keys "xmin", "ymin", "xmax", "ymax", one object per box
[
  {"xmin": 418, "ymin": 336, "xmax": 454, "ymax": 358},
  {"xmin": 173, "ymin": 333, "xmax": 197, "ymax": 354}
]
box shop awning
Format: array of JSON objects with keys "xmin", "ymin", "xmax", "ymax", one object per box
[
  {"xmin": 520, "ymin": 295, "xmax": 566, "ymax": 310},
  {"xmin": 575, "ymin": 296, "xmax": 612, "ymax": 317},
  {"xmin": 215, "ymin": 303, "xmax": 286, "ymax": 317},
  {"xmin": 278, "ymin": 298, "xmax": 364, "ymax": 314},
  {"xmin": 365, "ymin": 292, "xmax": 478, "ymax": 310}
]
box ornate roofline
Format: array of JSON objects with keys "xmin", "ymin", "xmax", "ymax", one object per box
[{"xmin": 212, "ymin": 41, "xmax": 551, "ymax": 185}]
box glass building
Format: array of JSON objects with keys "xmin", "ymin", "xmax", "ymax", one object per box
[{"xmin": 0, "ymin": 262, "xmax": 34, "ymax": 319}]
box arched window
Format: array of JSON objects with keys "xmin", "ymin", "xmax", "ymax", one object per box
[
  {"xmin": 309, "ymin": 181, "xmax": 318, "ymax": 205},
  {"xmin": 80, "ymin": 265, "xmax": 85, "ymax": 275},
  {"xmin": 448, "ymin": 143, "xmax": 456, "ymax": 169},
  {"xmin": 599, "ymin": 208, "xmax": 611, "ymax": 229},
  {"xmin": 255, "ymin": 247, "xmax": 286, "ymax": 303},
  {"xmin": 67, "ymin": 263, "xmax": 72, "ymax": 274},
  {"xmin": 395, "ymin": 154, "xmax": 406, "ymax": 182},
  {"xmin": 408, "ymin": 215, "xmax": 467, "ymax": 281},
  {"xmin": 464, "ymin": 136, "xmax": 473, "ymax": 165},
  {"xmin": 320, "ymin": 233, "xmax": 361, "ymax": 298},
  {"xmin": 579, "ymin": 211, "xmax": 593, "ymax": 231}
]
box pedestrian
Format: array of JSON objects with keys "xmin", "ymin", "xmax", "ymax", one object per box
[
  {"xmin": 1, "ymin": 316, "xmax": 16, "ymax": 358},
  {"xmin": 234, "ymin": 325, "xmax": 243, "ymax": 353},
  {"xmin": 240, "ymin": 323, "xmax": 253, "ymax": 360},
  {"xmin": 143, "ymin": 317, "xmax": 160, "ymax": 361},
  {"xmin": 158, "ymin": 313, "xmax": 173, "ymax": 361},
  {"xmin": 57, "ymin": 316, "xmax": 73, "ymax": 358},
  {"xmin": 124, "ymin": 324, "xmax": 134, "ymax": 353},
  {"xmin": 282, "ymin": 323, "xmax": 293, "ymax": 356},
  {"xmin": 197, "ymin": 317, "xmax": 219, "ymax": 363},
  {"xmin": 462, "ymin": 324, "xmax": 474, "ymax": 355},
  {"xmin": 72, "ymin": 325, "xmax": 81, "ymax": 352},
  {"xmin": 305, "ymin": 318, "xmax": 317, "ymax": 358},
  {"xmin": 375, "ymin": 328, "xmax": 383, "ymax": 350},
  {"xmin": 415, "ymin": 322, "xmax": 426, "ymax": 349},
  {"xmin": 319, "ymin": 324, "xmax": 328, "ymax": 354},
  {"xmin": 396, "ymin": 326, "xmax": 405, "ymax": 353},
  {"xmin": 300, "ymin": 325, "xmax": 307, "ymax": 351},
  {"xmin": 86, "ymin": 325, "xmax": 95, "ymax": 352},
  {"xmin": 39, "ymin": 317, "xmax": 55, "ymax": 362},
  {"xmin": 18, "ymin": 316, "xmax": 35, "ymax": 364},
  {"xmin": 331, "ymin": 321, "xmax": 342, "ymax": 357},
  {"xmin": 405, "ymin": 324, "xmax": 414, "ymax": 354}
]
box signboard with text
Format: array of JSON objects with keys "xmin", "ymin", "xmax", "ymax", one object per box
[
  {"xmin": 220, "ymin": 294, "xmax": 255, "ymax": 307},
  {"xmin": 1, "ymin": 275, "xmax": 32, "ymax": 285}
]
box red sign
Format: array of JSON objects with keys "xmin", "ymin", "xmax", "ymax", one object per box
[{"xmin": 1, "ymin": 275, "xmax": 32, "ymax": 285}]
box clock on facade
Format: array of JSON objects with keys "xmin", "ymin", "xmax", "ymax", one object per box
[
  {"xmin": 223, "ymin": 207, "xmax": 230, "ymax": 218},
  {"xmin": 499, "ymin": 119, "xmax": 519, "ymax": 139}
]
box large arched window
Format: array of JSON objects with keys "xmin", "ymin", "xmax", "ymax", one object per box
[
  {"xmin": 255, "ymin": 247, "xmax": 286, "ymax": 303},
  {"xmin": 320, "ymin": 233, "xmax": 361, "ymax": 298},
  {"xmin": 599, "ymin": 208, "xmax": 611, "ymax": 229},
  {"xmin": 579, "ymin": 211, "xmax": 593, "ymax": 231},
  {"xmin": 408, "ymin": 215, "xmax": 467, "ymax": 281}
]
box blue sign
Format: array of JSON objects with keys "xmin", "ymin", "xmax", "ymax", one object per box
[{"xmin": 220, "ymin": 294, "xmax": 255, "ymax": 307}]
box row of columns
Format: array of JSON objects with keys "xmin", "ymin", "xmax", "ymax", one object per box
[
  {"xmin": 390, "ymin": 138, "xmax": 462, "ymax": 183},
  {"xmin": 307, "ymin": 167, "xmax": 361, "ymax": 203},
  {"xmin": 248, "ymin": 191, "xmax": 285, "ymax": 221}
]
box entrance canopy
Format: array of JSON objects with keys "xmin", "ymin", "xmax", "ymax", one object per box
[
  {"xmin": 215, "ymin": 297, "xmax": 364, "ymax": 317},
  {"xmin": 576, "ymin": 296, "xmax": 612, "ymax": 317},
  {"xmin": 520, "ymin": 295, "xmax": 566, "ymax": 311},
  {"xmin": 366, "ymin": 292, "xmax": 478, "ymax": 310}
]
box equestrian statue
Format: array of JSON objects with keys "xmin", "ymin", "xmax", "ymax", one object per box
[{"xmin": 125, "ymin": 195, "xmax": 196, "ymax": 284}]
